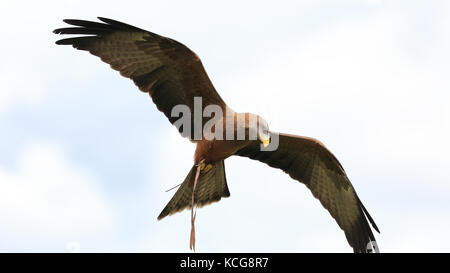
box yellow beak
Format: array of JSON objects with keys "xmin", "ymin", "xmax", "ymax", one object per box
[{"xmin": 261, "ymin": 136, "xmax": 270, "ymax": 148}]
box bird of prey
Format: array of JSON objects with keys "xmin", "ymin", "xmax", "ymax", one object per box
[{"xmin": 54, "ymin": 17, "xmax": 380, "ymax": 253}]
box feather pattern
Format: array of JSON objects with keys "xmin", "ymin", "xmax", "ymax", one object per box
[
  {"xmin": 235, "ymin": 133, "xmax": 380, "ymax": 253},
  {"xmin": 158, "ymin": 161, "xmax": 230, "ymax": 220},
  {"xmin": 54, "ymin": 17, "xmax": 227, "ymax": 140}
]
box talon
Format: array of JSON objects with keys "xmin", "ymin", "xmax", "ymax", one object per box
[{"xmin": 202, "ymin": 163, "xmax": 213, "ymax": 173}]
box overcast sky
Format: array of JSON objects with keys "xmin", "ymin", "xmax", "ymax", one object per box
[{"xmin": 1, "ymin": 0, "xmax": 449, "ymax": 252}]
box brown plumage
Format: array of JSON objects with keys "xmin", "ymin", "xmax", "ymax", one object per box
[
  {"xmin": 235, "ymin": 133, "xmax": 379, "ymax": 252},
  {"xmin": 54, "ymin": 17, "xmax": 226, "ymax": 140},
  {"xmin": 157, "ymin": 161, "xmax": 229, "ymax": 221},
  {"xmin": 54, "ymin": 17, "xmax": 380, "ymax": 252}
]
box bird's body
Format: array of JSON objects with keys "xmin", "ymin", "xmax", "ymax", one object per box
[
  {"xmin": 194, "ymin": 112, "xmax": 259, "ymax": 164},
  {"xmin": 195, "ymin": 138, "xmax": 236, "ymax": 164},
  {"xmin": 54, "ymin": 17, "xmax": 380, "ymax": 252}
]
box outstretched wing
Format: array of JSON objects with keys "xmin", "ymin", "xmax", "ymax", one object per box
[
  {"xmin": 235, "ymin": 133, "xmax": 380, "ymax": 253},
  {"xmin": 54, "ymin": 17, "xmax": 227, "ymax": 140}
]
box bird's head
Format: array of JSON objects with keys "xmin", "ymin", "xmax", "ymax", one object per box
[
  {"xmin": 257, "ymin": 116, "xmax": 271, "ymax": 148},
  {"xmin": 244, "ymin": 113, "xmax": 271, "ymax": 147}
]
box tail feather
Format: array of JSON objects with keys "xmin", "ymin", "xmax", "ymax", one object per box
[{"xmin": 157, "ymin": 161, "xmax": 230, "ymax": 220}]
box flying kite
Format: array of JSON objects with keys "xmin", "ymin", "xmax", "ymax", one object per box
[{"xmin": 54, "ymin": 17, "xmax": 380, "ymax": 253}]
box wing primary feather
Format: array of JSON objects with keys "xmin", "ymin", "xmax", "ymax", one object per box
[
  {"xmin": 97, "ymin": 17, "xmax": 146, "ymax": 31},
  {"xmin": 54, "ymin": 36, "xmax": 99, "ymax": 49},
  {"xmin": 53, "ymin": 27, "xmax": 111, "ymax": 35},
  {"xmin": 62, "ymin": 19, "xmax": 115, "ymax": 30},
  {"xmin": 357, "ymin": 196, "xmax": 380, "ymax": 233}
]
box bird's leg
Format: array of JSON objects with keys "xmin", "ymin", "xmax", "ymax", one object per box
[
  {"xmin": 198, "ymin": 160, "xmax": 213, "ymax": 174},
  {"xmin": 190, "ymin": 159, "xmax": 204, "ymax": 251},
  {"xmin": 202, "ymin": 163, "xmax": 213, "ymax": 173}
]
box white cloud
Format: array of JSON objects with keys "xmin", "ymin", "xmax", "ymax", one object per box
[
  {"xmin": 0, "ymin": 64, "xmax": 46, "ymax": 113},
  {"xmin": 0, "ymin": 142, "xmax": 117, "ymax": 251}
]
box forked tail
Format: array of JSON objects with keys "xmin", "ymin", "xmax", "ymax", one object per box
[{"xmin": 157, "ymin": 160, "xmax": 230, "ymax": 221}]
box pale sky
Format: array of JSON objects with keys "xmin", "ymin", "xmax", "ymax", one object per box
[{"xmin": 0, "ymin": 0, "xmax": 449, "ymax": 252}]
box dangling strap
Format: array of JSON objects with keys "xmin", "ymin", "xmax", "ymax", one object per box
[{"xmin": 189, "ymin": 161, "xmax": 202, "ymax": 251}]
